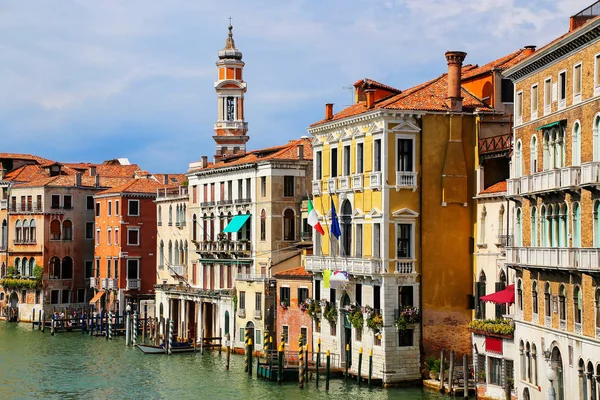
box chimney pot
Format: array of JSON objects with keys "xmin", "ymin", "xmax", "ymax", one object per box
[
  {"xmin": 445, "ymin": 50, "xmax": 467, "ymax": 112},
  {"xmin": 201, "ymin": 156, "xmax": 208, "ymax": 168},
  {"xmin": 94, "ymin": 174, "xmax": 100, "ymax": 187},
  {"xmin": 297, "ymin": 144, "xmax": 304, "ymax": 161},
  {"xmin": 325, "ymin": 103, "xmax": 334, "ymax": 120},
  {"xmin": 75, "ymin": 172, "xmax": 82, "ymax": 187},
  {"xmin": 365, "ymin": 89, "xmax": 375, "ymax": 109},
  {"xmin": 523, "ymin": 45, "xmax": 536, "ymax": 56}
]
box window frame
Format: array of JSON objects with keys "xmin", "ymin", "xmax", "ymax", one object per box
[
  {"xmin": 330, "ymin": 145, "xmax": 339, "ymax": 178},
  {"xmin": 558, "ymin": 69, "xmax": 567, "ymax": 109},
  {"xmin": 515, "ymin": 90, "xmax": 523, "ymax": 124},
  {"xmin": 280, "ymin": 286, "xmax": 291, "ymax": 307},
  {"xmin": 543, "ymin": 77, "xmax": 552, "ymax": 116},
  {"xmin": 395, "ymin": 134, "xmax": 415, "ymax": 172},
  {"xmin": 86, "ymin": 196, "xmax": 94, "ymax": 210},
  {"xmin": 63, "ymin": 195, "xmax": 73, "ymax": 210},
  {"xmin": 395, "ymin": 222, "xmax": 415, "ymax": 260},
  {"xmin": 283, "ymin": 176, "xmax": 295, "ymax": 197},
  {"xmin": 356, "ymin": 141, "xmax": 364, "ymax": 174},
  {"xmin": 128, "ymin": 199, "xmax": 140, "ymax": 216},
  {"xmin": 595, "ymin": 52, "xmax": 600, "ymax": 96},
  {"xmin": 573, "ymin": 62, "xmax": 582, "ymax": 104},
  {"xmin": 126, "ymin": 227, "xmax": 140, "ymax": 246},
  {"xmin": 530, "ymin": 83, "xmax": 538, "ymax": 120}
]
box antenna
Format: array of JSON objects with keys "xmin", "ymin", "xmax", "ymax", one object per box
[{"xmin": 342, "ymin": 85, "xmax": 354, "ymax": 107}]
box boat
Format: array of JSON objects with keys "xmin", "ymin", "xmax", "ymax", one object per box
[{"xmin": 136, "ymin": 342, "xmax": 197, "ymax": 354}]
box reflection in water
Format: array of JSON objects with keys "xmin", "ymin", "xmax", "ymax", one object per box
[{"xmin": 0, "ymin": 323, "xmax": 453, "ymax": 400}]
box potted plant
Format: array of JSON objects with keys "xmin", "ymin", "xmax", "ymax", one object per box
[
  {"xmin": 365, "ymin": 308, "xmax": 383, "ymax": 332},
  {"xmin": 307, "ymin": 298, "xmax": 322, "ymax": 321},
  {"xmin": 394, "ymin": 306, "xmax": 421, "ymax": 334},
  {"xmin": 323, "ymin": 301, "xmax": 338, "ymax": 324},
  {"xmin": 425, "ymin": 357, "xmax": 441, "ymax": 380},
  {"xmin": 349, "ymin": 307, "xmax": 364, "ymax": 330},
  {"xmin": 478, "ymin": 370, "xmax": 487, "ymax": 383}
]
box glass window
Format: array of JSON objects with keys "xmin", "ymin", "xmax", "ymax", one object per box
[
  {"xmin": 298, "ymin": 287, "xmax": 309, "ymax": 306},
  {"xmin": 397, "ymin": 224, "xmax": 411, "ymax": 258},
  {"xmin": 357, "ymin": 143, "xmax": 364, "ymax": 173},
  {"xmin": 331, "ymin": 148, "xmax": 338, "ymax": 177},
  {"xmin": 127, "ymin": 228, "xmax": 140, "ymax": 245},
  {"xmin": 316, "ymin": 151, "xmax": 322, "ymax": 179},
  {"xmin": 374, "ymin": 139, "xmax": 381, "ymax": 172},
  {"xmin": 397, "ymin": 138, "xmax": 413, "ymax": 171},
  {"xmin": 280, "ymin": 287, "xmax": 290, "ymax": 307},
  {"xmin": 255, "ymin": 292, "xmax": 262, "ymax": 312},
  {"xmin": 488, "ymin": 357, "xmax": 502, "ymax": 386},
  {"xmin": 531, "ymin": 84, "xmax": 538, "ymax": 118},
  {"xmin": 87, "ymin": 196, "xmax": 94, "ymax": 210},
  {"xmin": 343, "ymin": 145, "xmax": 350, "ymax": 176},
  {"xmin": 283, "ymin": 176, "xmax": 294, "ymax": 197},
  {"xmin": 239, "ymin": 291, "xmax": 246, "ymax": 309},
  {"xmin": 128, "ymin": 200, "xmax": 140, "ymax": 216},
  {"xmin": 398, "ymin": 329, "xmax": 413, "ymax": 347},
  {"xmin": 63, "ymin": 195, "xmax": 72, "ymax": 210}
]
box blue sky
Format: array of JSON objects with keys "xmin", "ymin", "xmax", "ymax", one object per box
[{"xmin": 0, "ymin": 0, "xmax": 592, "ymax": 173}]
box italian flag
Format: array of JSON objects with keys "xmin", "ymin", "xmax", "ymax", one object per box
[{"xmin": 307, "ymin": 198, "xmax": 325, "ymax": 235}]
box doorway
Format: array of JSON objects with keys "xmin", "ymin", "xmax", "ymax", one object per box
[
  {"xmin": 342, "ymin": 292, "xmax": 351, "ymax": 368},
  {"xmin": 551, "ymin": 346, "xmax": 564, "ymax": 400},
  {"xmin": 8, "ymin": 292, "xmax": 18, "ymax": 322}
]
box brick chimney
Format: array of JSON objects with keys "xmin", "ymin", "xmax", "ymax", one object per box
[
  {"xmin": 201, "ymin": 156, "xmax": 208, "ymax": 168},
  {"xmin": 523, "ymin": 45, "xmax": 536, "ymax": 56},
  {"xmin": 325, "ymin": 103, "xmax": 334, "ymax": 120},
  {"xmin": 89, "ymin": 166, "xmax": 97, "ymax": 176},
  {"xmin": 297, "ymin": 144, "xmax": 304, "ymax": 161},
  {"xmin": 94, "ymin": 174, "xmax": 100, "ymax": 187},
  {"xmin": 445, "ymin": 51, "xmax": 467, "ymax": 112},
  {"xmin": 163, "ymin": 174, "xmax": 169, "ymax": 185},
  {"xmin": 75, "ymin": 172, "xmax": 82, "ymax": 187},
  {"xmin": 365, "ymin": 89, "xmax": 375, "ymax": 109}
]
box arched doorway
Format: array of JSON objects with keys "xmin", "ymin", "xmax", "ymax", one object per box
[
  {"xmin": 224, "ymin": 311, "xmax": 230, "ymax": 337},
  {"xmin": 342, "ymin": 292, "xmax": 351, "ymax": 368},
  {"xmin": 551, "ymin": 346, "xmax": 564, "ymax": 400},
  {"xmin": 245, "ymin": 321, "xmax": 255, "ymax": 348},
  {"xmin": 340, "ymin": 200, "xmax": 352, "ymax": 256},
  {"xmin": 8, "ymin": 292, "xmax": 18, "ymax": 322},
  {"xmin": 522, "ymin": 387, "xmax": 530, "ymax": 400}
]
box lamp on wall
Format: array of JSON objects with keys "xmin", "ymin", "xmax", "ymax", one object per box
[{"xmin": 543, "ymin": 348, "xmax": 552, "ymax": 361}]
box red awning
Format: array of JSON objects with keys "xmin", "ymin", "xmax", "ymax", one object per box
[{"xmin": 480, "ymin": 284, "xmax": 515, "ymax": 304}]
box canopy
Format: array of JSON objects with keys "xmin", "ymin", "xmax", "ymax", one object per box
[
  {"xmin": 329, "ymin": 271, "xmax": 349, "ymax": 290},
  {"xmin": 536, "ymin": 120, "xmax": 566, "ymax": 131},
  {"xmin": 480, "ymin": 284, "xmax": 515, "ymax": 304},
  {"xmin": 222, "ymin": 214, "xmax": 251, "ymax": 233},
  {"xmin": 89, "ymin": 291, "xmax": 105, "ymax": 304}
]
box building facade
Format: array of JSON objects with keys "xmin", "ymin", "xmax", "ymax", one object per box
[{"xmin": 504, "ymin": 6, "xmax": 600, "ymax": 400}]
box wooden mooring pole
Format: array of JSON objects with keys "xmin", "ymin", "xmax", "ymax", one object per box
[
  {"xmin": 248, "ymin": 338, "xmax": 253, "ymax": 377},
  {"xmin": 316, "ymin": 338, "xmax": 321, "ymax": 388},
  {"xmin": 345, "ymin": 344, "xmax": 349, "ymax": 381},
  {"xmin": 368, "ymin": 348, "xmax": 373, "ymax": 388},
  {"xmin": 448, "ymin": 350, "xmax": 455, "ymax": 393},
  {"xmin": 244, "ymin": 329, "xmax": 249, "ymax": 373},
  {"xmin": 278, "ymin": 342, "xmax": 284, "ymax": 385},
  {"xmin": 226, "ymin": 333, "xmax": 231, "ymax": 370},
  {"xmin": 357, "ymin": 347, "xmax": 363, "ymax": 385},
  {"xmin": 439, "ymin": 349, "xmax": 445, "ymax": 393},
  {"xmin": 325, "ymin": 350, "xmax": 331, "ymax": 391},
  {"xmin": 463, "ymin": 354, "xmax": 469, "ymax": 399}
]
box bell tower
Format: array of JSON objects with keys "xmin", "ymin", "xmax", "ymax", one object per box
[{"xmin": 213, "ymin": 22, "xmax": 249, "ymax": 162}]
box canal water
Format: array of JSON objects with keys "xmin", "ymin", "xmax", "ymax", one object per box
[{"xmin": 0, "ymin": 322, "xmax": 456, "ymax": 400}]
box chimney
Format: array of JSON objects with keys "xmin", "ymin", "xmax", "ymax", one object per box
[
  {"xmin": 95, "ymin": 174, "xmax": 100, "ymax": 187},
  {"xmin": 365, "ymin": 89, "xmax": 375, "ymax": 109},
  {"xmin": 201, "ymin": 156, "xmax": 208, "ymax": 168},
  {"xmin": 445, "ymin": 51, "xmax": 467, "ymax": 112},
  {"xmin": 523, "ymin": 45, "xmax": 536, "ymax": 56},
  {"xmin": 75, "ymin": 172, "xmax": 82, "ymax": 187},
  {"xmin": 89, "ymin": 166, "xmax": 97, "ymax": 176},
  {"xmin": 163, "ymin": 174, "xmax": 169, "ymax": 185},
  {"xmin": 325, "ymin": 103, "xmax": 334, "ymax": 120},
  {"xmin": 297, "ymin": 144, "xmax": 304, "ymax": 161}
]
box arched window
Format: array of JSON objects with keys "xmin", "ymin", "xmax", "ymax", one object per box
[
  {"xmin": 540, "ymin": 206, "xmax": 547, "ymax": 247},
  {"xmin": 183, "ymin": 205, "xmax": 187, "ymax": 226},
  {"xmin": 531, "ymin": 344, "xmax": 538, "ymax": 385},
  {"xmin": 158, "ymin": 205, "xmax": 162, "ymax": 225},
  {"xmin": 522, "ymin": 387, "xmax": 530, "ymax": 400},
  {"xmin": 498, "ymin": 205, "xmax": 505, "ymax": 237},
  {"xmin": 283, "ymin": 209, "xmax": 295, "ymax": 241},
  {"xmin": 553, "ymin": 127, "xmax": 565, "ymax": 168},
  {"xmin": 594, "ymin": 114, "xmax": 600, "ymax": 161},
  {"xmin": 526, "ymin": 342, "xmax": 532, "ymax": 382},
  {"xmin": 168, "ymin": 240, "xmax": 173, "ymax": 266},
  {"xmin": 175, "ymin": 205, "xmax": 180, "ymax": 225},
  {"xmin": 477, "ymin": 271, "xmax": 487, "ymax": 319},
  {"xmin": 572, "ymin": 121, "xmax": 581, "ymax": 166},
  {"xmin": 479, "ymin": 206, "xmax": 487, "ymax": 244},
  {"xmin": 519, "ymin": 341, "xmax": 526, "ymax": 380},
  {"xmin": 543, "ymin": 131, "xmax": 550, "ymax": 170},
  {"xmin": 1, "ymin": 219, "xmax": 7, "ymax": 250},
  {"xmin": 21, "ymin": 257, "xmax": 28, "ymax": 276},
  {"xmin": 14, "ymin": 257, "xmax": 21, "ymax": 275},
  {"xmin": 22, "ymin": 220, "xmax": 30, "ymax": 242},
  {"xmin": 550, "ymin": 204, "xmax": 558, "ymax": 247},
  {"xmin": 15, "ymin": 220, "xmax": 21, "ymax": 243},
  {"xmin": 50, "ymin": 256, "xmax": 60, "ymax": 279},
  {"xmin": 496, "ymin": 270, "xmax": 507, "ymax": 318},
  {"xmin": 574, "ymin": 286, "xmax": 582, "ymax": 325},
  {"xmin": 210, "ymin": 213, "xmax": 215, "ymax": 240},
  {"xmin": 515, "ymin": 208, "xmax": 522, "ymax": 247},
  {"xmin": 61, "ymin": 256, "xmax": 73, "ymax": 279},
  {"xmin": 340, "ymin": 200, "xmax": 352, "ymax": 255},
  {"xmin": 573, "ymin": 203, "xmax": 581, "ymax": 247},
  {"xmin": 531, "ymin": 207, "xmax": 537, "ymax": 247},
  {"xmin": 596, "ymin": 288, "xmax": 600, "ymax": 330},
  {"xmin": 558, "ymin": 203, "xmax": 567, "ymax": 247},
  {"xmin": 192, "ymin": 214, "xmax": 197, "ymax": 241},
  {"xmin": 50, "ymin": 219, "xmax": 61, "ymax": 240},
  {"xmin": 202, "ymin": 214, "xmax": 208, "ymax": 241},
  {"xmin": 30, "ymin": 219, "xmax": 36, "ymax": 243},
  {"xmin": 28, "ymin": 258, "xmax": 35, "ymax": 277},
  {"xmin": 530, "ymin": 135, "xmax": 538, "ymax": 173},
  {"xmin": 532, "ymin": 281, "xmax": 538, "ymax": 315},
  {"xmin": 260, "ymin": 209, "xmax": 266, "ymax": 241},
  {"xmin": 184, "ymin": 241, "xmax": 188, "ymax": 265},
  {"xmin": 219, "ymin": 212, "xmax": 225, "ymax": 233},
  {"xmin": 515, "ymin": 140, "xmax": 523, "ymax": 178},
  {"xmin": 517, "ymin": 280, "xmax": 523, "ymax": 311},
  {"xmin": 159, "ymin": 240, "xmax": 164, "ymax": 269},
  {"xmin": 559, "ymin": 284, "xmax": 566, "ymax": 322},
  {"xmin": 544, "ymin": 282, "xmax": 552, "ymax": 318},
  {"xmin": 227, "ymin": 212, "xmax": 232, "ymax": 240},
  {"xmin": 62, "ymin": 220, "xmax": 73, "ymax": 241},
  {"xmin": 595, "ymin": 201, "xmax": 600, "ymax": 247},
  {"xmin": 169, "ymin": 205, "xmax": 173, "ymax": 226}
]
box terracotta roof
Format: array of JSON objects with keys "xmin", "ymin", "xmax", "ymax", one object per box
[
  {"xmin": 153, "ymin": 174, "xmax": 187, "ymax": 185},
  {"xmin": 310, "ymin": 74, "xmax": 492, "ymax": 127},
  {"xmin": 192, "ymin": 138, "xmax": 313, "ymax": 172},
  {"xmin": 461, "ymin": 48, "xmax": 535, "ymax": 80},
  {"xmin": 12, "ymin": 175, "xmax": 133, "ymax": 189},
  {"xmin": 4, "ymin": 165, "xmax": 51, "ymax": 182},
  {"xmin": 96, "ymin": 178, "xmax": 169, "ymax": 196},
  {"xmin": 274, "ymin": 266, "xmax": 312, "ymax": 278},
  {"xmin": 480, "ymin": 181, "xmax": 507, "ymax": 195},
  {"xmin": 62, "ymin": 163, "xmax": 141, "ymax": 178},
  {"xmin": 353, "ymin": 78, "xmax": 401, "ymax": 94},
  {"xmin": 0, "ymin": 153, "xmax": 52, "ymax": 164}
]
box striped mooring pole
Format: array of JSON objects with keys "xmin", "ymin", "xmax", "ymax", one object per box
[
  {"xmin": 244, "ymin": 328, "xmax": 249, "ymax": 373},
  {"xmin": 168, "ymin": 318, "xmax": 174, "ymax": 355},
  {"xmin": 133, "ymin": 312, "xmax": 137, "ymax": 346},
  {"xmin": 298, "ymin": 335, "xmax": 304, "ymax": 389},
  {"xmin": 108, "ymin": 312, "xmax": 113, "ymax": 340}
]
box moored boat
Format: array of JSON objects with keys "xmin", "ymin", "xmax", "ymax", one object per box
[{"xmin": 136, "ymin": 343, "xmax": 197, "ymax": 354}]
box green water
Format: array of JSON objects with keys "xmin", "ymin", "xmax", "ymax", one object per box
[{"xmin": 0, "ymin": 322, "xmax": 452, "ymax": 400}]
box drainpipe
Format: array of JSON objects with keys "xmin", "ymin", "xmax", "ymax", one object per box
[{"xmin": 418, "ymin": 115, "xmax": 424, "ymax": 357}]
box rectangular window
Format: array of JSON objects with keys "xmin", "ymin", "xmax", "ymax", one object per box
[
  {"xmin": 356, "ymin": 283, "xmax": 362, "ymax": 306},
  {"xmin": 114, "ymin": 228, "xmax": 119, "ymax": 245},
  {"xmin": 61, "ymin": 289, "xmax": 71, "ymax": 304},
  {"xmin": 107, "ymin": 228, "xmax": 112, "ymax": 245},
  {"xmin": 115, "ymin": 200, "xmax": 119, "ymax": 216},
  {"xmin": 343, "ymin": 145, "xmax": 350, "ymax": 176},
  {"xmin": 85, "ymin": 261, "xmax": 93, "ymax": 278},
  {"xmin": 95, "ymin": 229, "xmax": 100, "ymax": 246},
  {"xmin": 95, "ymin": 259, "xmax": 100, "ymax": 277},
  {"xmin": 315, "ymin": 280, "xmax": 321, "ymax": 301},
  {"xmin": 255, "ymin": 330, "xmax": 261, "ymax": 345},
  {"xmin": 516, "ymin": 91, "xmax": 523, "ymax": 122},
  {"xmin": 330, "ymin": 147, "xmax": 338, "ymax": 178},
  {"xmin": 245, "ymin": 178, "xmax": 251, "ymax": 199},
  {"xmin": 595, "ymin": 54, "xmax": 600, "ymax": 95},
  {"xmin": 330, "ymin": 288, "xmax": 336, "ymax": 304},
  {"xmin": 239, "ymin": 291, "xmax": 246, "ymax": 309},
  {"xmin": 282, "ymin": 325, "xmax": 289, "ymax": 344},
  {"xmin": 126, "ymin": 259, "xmax": 139, "ymax": 279},
  {"xmin": 107, "ymin": 201, "xmax": 112, "ymax": 216},
  {"xmin": 374, "ymin": 285, "xmax": 381, "ymax": 310},
  {"xmin": 51, "ymin": 195, "xmax": 60, "ymax": 209},
  {"xmin": 127, "ymin": 228, "xmax": 140, "ymax": 245},
  {"xmin": 50, "ymin": 290, "xmax": 60, "ymax": 304},
  {"xmin": 355, "ymin": 224, "xmax": 363, "ymax": 257},
  {"xmin": 128, "ymin": 200, "xmax": 139, "ymax": 216},
  {"xmin": 107, "ymin": 259, "xmax": 112, "ymax": 278},
  {"xmin": 316, "ymin": 151, "xmax": 322, "ymax": 179},
  {"xmin": 237, "ymin": 180, "xmax": 243, "ymax": 200},
  {"xmin": 114, "ymin": 259, "xmax": 119, "ymax": 279},
  {"xmin": 398, "ymin": 329, "xmax": 414, "ymax": 347},
  {"xmin": 488, "ymin": 357, "xmax": 502, "ymax": 386},
  {"xmin": 76, "ymin": 289, "xmax": 84, "ymax": 304},
  {"xmin": 283, "ymin": 176, "xmax": 294, "ymax": 197},
  {"xmin": 240, "ymin": 328, "xmax": 245, "ymax": 343},
  {"xmin": 356, "ymin": 143, "xmax": 364, "ymax": 173},
  {"xmin": 95, "ymin": 202, "xmax": 101, "ymax": 217},
  {"xmin": 398, "ymin": 285, "xmax": 414, "ymax": 307},
  {"xmin": 87, "ymin": 196, "xmax": 94, "ymax": 210},
  {"xmin": 63, "ymin": 195, "xmax": 72, "ymax": 210},
  {"xmin": 255, "ymin": 292, "xmax": 262, "ymax": 312},
  {"xmin": 397, "ymin": 223, "xmax": 412, "ymax": 258},
  {"xmin": 280, "ymin": 287, "xmax": 290, "ymax": 307},
  {"xmin": 397, "ymin": 138, "xmax": 413, "ymax": 171},
  {"xmin": 85, "ymin": 222, "xmax": 94, "ymax": 240},
  {"xmin": 500, "ymin": 78, "xmax": 514, "ymax": 103},
  {"xmin": 559, "ymin": 71, "xmax": 566, "ymax": 106},
  {"xmin": 374, "ymin": 139, "xmax": 382, "ymax": 172},
  {"xmin": 211, "ymin": 183, "xmax": 216, "ymax": 202},
  {"xmin": 300, "ymin": 327, "xmax": 307, "ymax": 345},
  {"xmin": 530, "ymin": 84, "xmax": 538, "ymax": 119},
  {"xmin": 574, "ymin": 63, "xmax": 582, "ymax": 101},
  {"xmin": 543, "ymin": 78, "xmax": 551, "ymax": 114},
  {"xmin": 373, "ymin": 223, "xmax": 381, "ymax": 258},
  {"xmin": 192, "ymin": 185, "xmax": 197, "ymax": 203},
  {"xmin": 261, "ymin": 177, "xmax": 266, "ymax": 197},
  {"xmin": 227, "ymin": 180, "xmax": 233, "ymax": 201},
  {"xmin": 298, "ymin": 287, "xmax": 309, "ymax": 306}
]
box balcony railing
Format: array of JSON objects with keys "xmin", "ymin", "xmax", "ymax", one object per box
[
  {"xmin": 507, "ymin": 178, "xmax": 521, "ymax": 197},
  {"xmin": 236, "ymin": 273, "xmax": 268, "ymax": 282},
  {"xmin": 506, "ymin": 247, "xmax": 600, "ymax": 270},
  {"xmin": 126, "ymin": 279, "xmax": 141, "ymax": 290},
  {"xmin": 496, "ymin": 234, "xmax": 514, "ymax": 247},
  {"xmin": 510, "ymin": 167, "xmax": 581, "ymax": 196},
  {"xmin": 9, "ymin": 202, "xmax": 43, "ymax": 213},
  {"xmin": 101, "ymin": 278, "xmax": 108, "ymax": 289},
  {"xmin": 237, "ymin": 308, "xmax": 246, "ymax": 318},
  {"xmin": 254, "ymin": 310, "xmax": 262, "ymax": 319},
  {"xmin": 107, "ymin": 278, "xmax": 118, "ymax": 290},
  {"xmin": 580, "ymin": 162, "xmax": 600, "ymax": 186},
  {"xmin": 305, "ymin": 256, "xmax": 381, "ymax": 275},
  {"xmin": 352, "ymin": 174, "xmax": 363, "ymax": 191},
  {"xmin": 235, "ymin": 198, "xmax": 252, "ymax": 204},
  {"xmin": 395, "ymin": 171, "xmax": 418, "ymax": 190},
  {"xmin": 396, "ymin": 259, "xmax": 415, "ymax": 274},
  {"xmin": 156, "ymin": 186, "xmax": 188, "ymax": 199},
  {"xmin": 217, "ymin": 200, "xmax": 233, "ymax": 206},
  {"xmin": 369, "ymin": 172, "xmax": 382, "ymax": 190},
  {"xmin": 13, "ymin": 239, "xmax": 37, "ymax": 245},
  {"xmin": 327, "ymin": 178, "xmax": 337, "ymax": 194},
  {"xmin": 170, "ymin": 265, "xmax": 185, "ymax": 277},
  {"xmin": 200, "ymin": 201, "xmax": 215, "ymax": 207},
  {"xmin": 338, "ymin": 176, "xmax": 350, "ymax": 191},
  {"xmin": 312, "ymin": 180, "xmax": 321, "ymax": 195},
  {"xmin": 0, "ymin": 199, "xmax": 7, "ymax": 210},
  {"xmin": 89, "ymin": 277, "xmax": 97, "ymax": 288},
  {"xmin": 300, "ymin": 231, "xmax": 312, "ymax": 240},
  {"xmin": 531, "ymin": 169, "xmax": 561, "ymax": 193}
]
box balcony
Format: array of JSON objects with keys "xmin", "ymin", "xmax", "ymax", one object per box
[
  {"xmin": 300, "ymin": 231, "xmax": 312, "ymax": 240},
  {"xmin": 0, "ymin": 199, "xmax": 7, "ymax": 210},
  {"xmin": 312, "ymin": 180, "xmax": 321, "ymax": 195},
  {"xmin": 156, "ymin": 186, "xmax": 188, "ymax": 199},
  {"xmin": 126, "ymin": 279, "xmax": 141, "ymax": 290},
  {"xmin": 234, "ymin": 198, "xmax": 252, "ymax": 204},
  {"xmin": 200, "ymin": 201, "xmax": 216, "ymax": 207},
  {"xmin": 511, "ymin": 167, "xmax": 581, "ymax": 197},
  {"xmin": 351, "ymin": 174, "xmax": 363, "ymax": 192},
  {"xmin": 107, "ymin": 278, "xmax": 118, "ymax": 290},
  {"xmin": 237, "ymin": 308, "xmax": 246, "ymax": 318},
  {"xmin": 101, "ymin": 278, "xmax": 108, "ymax": 289},
  {"xmin": 8, "ymin": 202, "xmax": 43, "ymax": 213},
  {"xmin": 327, "ymin": 178, "xmax": 337, "ymax": 194},
  {"xmin": 89, "ymin": 277, "xmax": 97, "ymax": 288},
  {"xmin": 170, "ymin": 265, "xmax": 185, "ymax": 277},
  {"xmin": 236, "ymin": 273, "xmax": 268, "ymax": 282},
  {"xmin": 395, "ymin": 171, "xmax": 418, "ymax": 191},
  {"xmin": 305, "ymin": 256, "xmax": 381, "ymax": 275},
  {"xmin": 396, "ymin": 259, "xmax": 415, "ymax": 274},
  {"xmin": 580, "ymin": 162, "xmax": 600, "ymax": 187},
  {"xmin": 338, "ymin": 176, "xmax": 350, "ymax": 191},
  {"xmin": 506, "ymin": 247, "xmax": 600, "ymax": 271},
  {"xmin": 369, "ymin": 172, "xmax": 382, "ymax": 190},
  {"xmin": 496, "ymin": 235, "xmax": 514, "ymax": 248},
  {"xmin": 254, "ymin": 310, "xmax": 262, "ymax": 319},
  {"xmin": 214, "ymin": 120, "xmax": 248, "ymax": 131},
  {"xmin": 507, "ymin": 178, "xmax": 521, "ymax": 197},
  {"xmin": 217, "ymin": 199, "xmax": 233, "ymax": 206}
]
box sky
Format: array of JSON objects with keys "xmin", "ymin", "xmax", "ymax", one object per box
[{"xmin": 0, "ymin": 0, "xmax": 594, "ymax": 173}]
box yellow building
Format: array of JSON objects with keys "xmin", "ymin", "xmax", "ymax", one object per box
[{"xmin": 306, "ymin": 51, "xmax": 492, "ymax": 383}]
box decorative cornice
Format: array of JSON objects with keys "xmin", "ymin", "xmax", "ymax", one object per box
[{"xmin": 307, "ymin": 110, "xmax": 423, "ymax": 135}]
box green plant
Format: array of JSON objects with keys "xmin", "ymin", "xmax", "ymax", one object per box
[
  {"xmin": 394, "ymin": 306, "xmax": 421, "ymax": 332},
  {"xmin": 232, "ymin": 294, "xmax": 238, "ymax": 312},
  {"xmin": 0, "ymin": 278, "xmax": 40, "ymax": 289},
  {"xmin": 349, "ymin": 308, "xmax": 364, "ymax": 329},
  {"xmin": 307, "ymin": 299, "xmax": 321, "ymax": 321},
  {"xmin": 33, "ymin": 265, "xmax": 43, "ymax": 280},
  {"xmin": 424, "ymin": 356, "xmax": 438, "ymax": 371},
  {"xmin": 323, "ymin": 302, "xmax": 338, "ymax": 324},
  {"xmin": 366, "ymin": 312, "xmax": 383, "ymax": 332},
  {"xmin": 7, "ymin": 266, "xmax": 15, "ymax": 276},
  {"xmin": 469, "ymin": 318, "xmax": 515, "ymax": 336},
  {"xmin": 506, "ymin": 377, "xmax": 514, "ymax": 389},
  {"xmin": 478, "ymin": 370, "xmax": 487, "ymax": 383}
]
